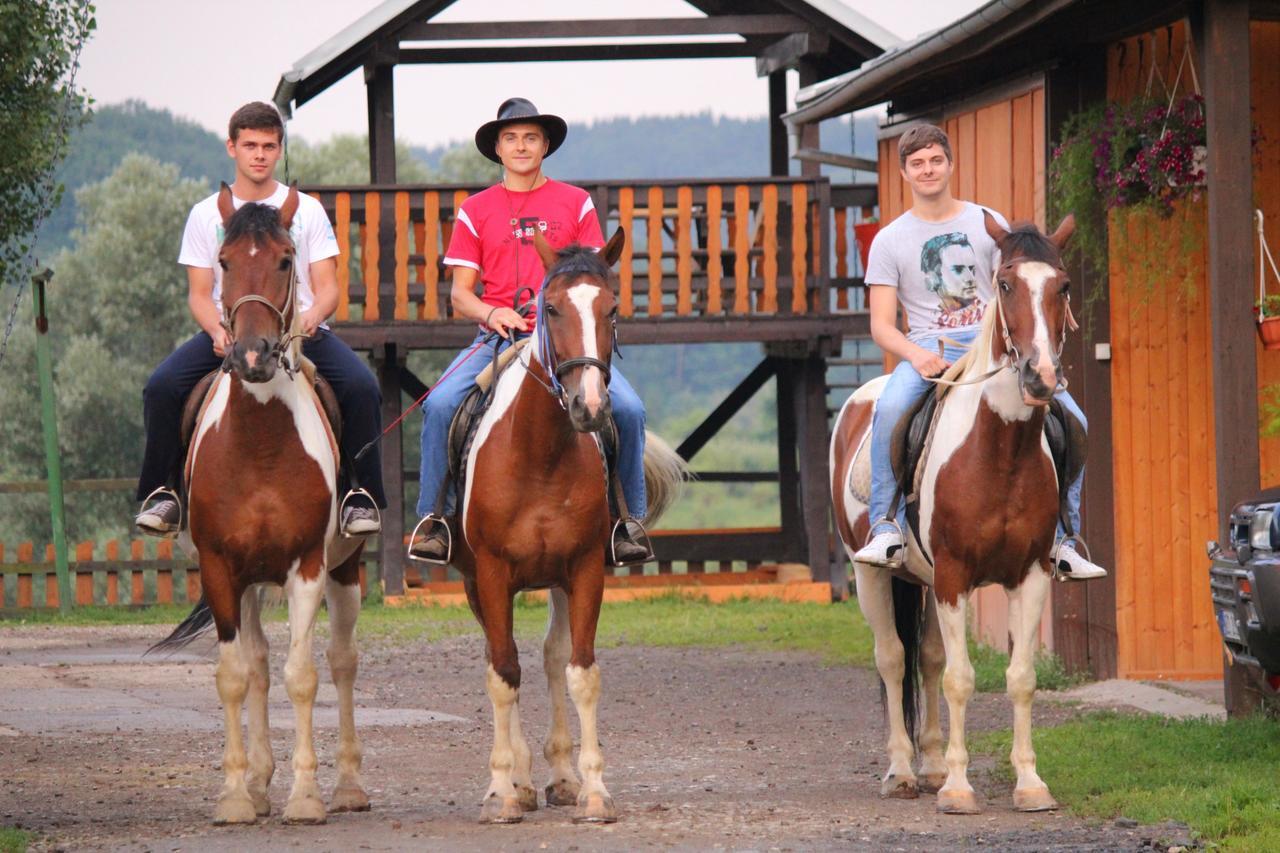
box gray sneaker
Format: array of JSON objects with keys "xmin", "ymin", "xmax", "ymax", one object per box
[
  {"xmin": 341, "ymin": 504, "xmax": 381, "ymax": 537},
  {"xmin": 136, "ymin": 495, "xmax": 181, "ymax": 537}
]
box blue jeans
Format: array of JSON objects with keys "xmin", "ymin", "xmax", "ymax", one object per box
[
  {"xmin": 416, "ymin": 331, "xmax": 647, "ymax": 519},
  {"xmin": 868, "ymin": 329, "xmax": 1086, "ymax": 538}
]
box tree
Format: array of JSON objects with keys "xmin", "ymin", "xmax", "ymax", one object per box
[
  {"xmin": 286, "ymin": 134, "xmax": 434, "ymax": 184},
  {"xmin": 0, "ymin": 0, "xmax": 95, "ymax": 288},
  {"xmin": 0, "ymin": 154, "xmax": 207, "ymax": 544},
  {"xmin": 435, "ymin": 144, "xmax": 500, "ymax": 183}
]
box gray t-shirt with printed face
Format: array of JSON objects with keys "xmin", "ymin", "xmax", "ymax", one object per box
[{"xmin": 864, "ymin": 202, "xmax": 1008, "ymax": 343}]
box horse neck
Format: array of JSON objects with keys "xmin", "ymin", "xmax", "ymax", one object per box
[
  {"xmin": 947, "ymin": 369, "xmax": 1047, "ymax": 452},
  {"xmin": 510, "ymin": 352, "xmax": 579, "ymax": 453}
]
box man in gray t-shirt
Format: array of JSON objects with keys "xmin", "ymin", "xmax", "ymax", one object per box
[{"xmin": 853, "ymin": 124, "xmax": 1106, "ymax": 581}]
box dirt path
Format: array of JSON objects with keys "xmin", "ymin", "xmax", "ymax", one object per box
[{"xmin": 0, "ymin": 622, "xmax": 1163, "ymax": 851}]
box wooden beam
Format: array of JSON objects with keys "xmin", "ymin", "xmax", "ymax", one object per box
[
  {"xmin": 365, "ymin": 63, "xmax": 395, "ymax": 184},
  {"xmin": 755, "ymin": 32, "xmax": 829, "ymax": 77},
  {"xmin": 1201, "ymin": 0, "xmax": 1258, "ymax": 529},
  {"xmin": 793, "ymin": 148, "xmax": 878, "ymax": 173},
  {"xmin": 397, "ymin": 15, "xmax": 807, "ymax": 40},
  {"xmin": 374, "ymin": 343, "xmax": 406, "ymax": 597},
  {"xmin": 796, "ymin": 62, "xmax": 821, "ymax": 178},
  {"xmin": 769, "ymin": 71, "xmax": 789, "ymax": 177},
  {"xmin": 675, "ymin": 357, "xmax": 777, "ymax": 461},
  {"xmin": 396, "ymin": 43, "xmax": 759, "ymax": 64}
]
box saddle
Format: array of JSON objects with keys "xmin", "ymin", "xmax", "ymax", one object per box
[{"xmin": 888, "ymin": 379, "xmax": 1087, "ymax": 546}]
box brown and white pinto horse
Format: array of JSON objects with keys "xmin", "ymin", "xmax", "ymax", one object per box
[
  {"xmin": 450, "ymin": 230, "xmax": 684, "ymax": 825},
  {"xmin": 831, "ymin": 213, "xmax": 1076, "ymax": 815},
  {"xmin": 155, "ymin": 184, "xmax": 368, "ymax": 825}
]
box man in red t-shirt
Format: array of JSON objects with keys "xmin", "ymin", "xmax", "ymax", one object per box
[{"xmin": 410, "ymin": 98, "xmax": 650, "ymax": 564}]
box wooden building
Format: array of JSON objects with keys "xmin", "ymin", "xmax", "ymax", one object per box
[
  {"xmin": 271, "ymin": 1, "xmax": 892, "ymax": 598},
  {"xmin": 786, "ymin": 0, "xmax": 1280, "ymax": 680}
]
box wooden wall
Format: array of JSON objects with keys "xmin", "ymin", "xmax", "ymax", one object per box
[
  {"xmin": 1106, "ymin": 21, "xmax": 1280, "ymax": 679},
  {"xmin": 876, "ymin": 86, "xmax": 1050, "ymax": 651}
]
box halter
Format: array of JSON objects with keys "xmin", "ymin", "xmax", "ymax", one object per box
[
  {"xmin": 219, "ymin": 237, "xmax": 301, "ymax": 378},
  {"xmin": 529, "ymin": 268, "xmax": 618, "ymax": 404}
]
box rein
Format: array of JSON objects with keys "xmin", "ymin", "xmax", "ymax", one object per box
[{"xmin": 219, "ymin": 238, "xmax": 301, "ymax": 377}]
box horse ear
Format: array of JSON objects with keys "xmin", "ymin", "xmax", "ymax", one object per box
[
  {"xmin": 1049, "ymin": 214, "xmax": 1075, "ymax": 251},
  {"xmin": 278, "ymin": 182, "xmax": 300, "ymax": 230},
  {"xmin": 530, "ymin": 226, "xmax": 559, "ymax": 273},
  {"xmin": 601, "ymin": 228, "xmax": 626, "ymax": 267},
  {"xmin": 217, "ymin": 182, "xmax": 235, "ymax": 226},
  {"xmin": 982, "ymin": 209, "xmax": 1008, "ymax": 244}
]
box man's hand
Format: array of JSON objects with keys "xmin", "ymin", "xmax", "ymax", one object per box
[
  {"xmin": 298, "ymin": 307, "xmax": 326, "ymax": 338},
  {"xmin": 908, "ymin": 347, "xmax": 950, "ymax": 379},
  {"xmin": 487, "ymin": 306, "xmax": 529, "ymax": 338},
  {"xmin": 210, "ymin": 325, "xmax": 232, "ymax": 357}
]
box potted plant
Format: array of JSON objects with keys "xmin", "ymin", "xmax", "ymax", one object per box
[{"xmin": 1257, "ymin": 295, "xmax": 1280, "ymax": 351}]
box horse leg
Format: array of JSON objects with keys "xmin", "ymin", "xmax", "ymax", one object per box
[
  {"xmin": 477, "ymin": 578, "xmax": 524, "ymax": 824},
  {"xmin": 208, "ymin": 563, "xmax": 256, "ymax": 825},
  {"xmin": 565, "ymin": 568, "xmax": 616, "ymax": 824},
  {"xmin": 325, "ymin": 567, "xmax": 370, "ymax": 813},
  {"xmin": 543, "ymin": 587, "xmax": 581, "ymax": 806},
  {"xmin": 508, "ymin": 686, "xmax": 538, "ymax": 812},
  {"xmin": 934, "ymin": 582, "xmax": 981, "ymax": 815},
  {"xmin": 1006, "ymin": 566, "xmax": 1058, "ymax": 812},
  {"xmin": 239, "ymin": 587, "xmax": 274, "ymax": 817},
  {"xmin": 851, "ymin": 561, "xmax": 916, "ymax": 798},
  {"xmin": 281, "ymin": 563, "xmax": 327, "ymax": 825},
  {"xmin": 917, "ymin": 592, "xmax": 948, "ymax": 793}
]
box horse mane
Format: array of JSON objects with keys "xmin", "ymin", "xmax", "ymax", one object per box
[
  {"xmin": 223, "ymin": 201, "xmax": 288, "ymax": 246},
  {"xmin": 548, "ymin": 243, "xmax": 613, "ymax": 284},
  {"xmin": 1000, "ymin": 222, "xmax": 1060, "ymax": 265}
]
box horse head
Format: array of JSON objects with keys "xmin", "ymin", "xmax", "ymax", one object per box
[
  {"xmin": 216, "ymin": 182, "xmax": 300, "ymax": 384},
  {"xmin": 983, "ymin": 211, "xmax": 1078, "ymax": 406},
  {"xmin": 531, "ymin": 227, "xmax": 626, "ymax": 433}
]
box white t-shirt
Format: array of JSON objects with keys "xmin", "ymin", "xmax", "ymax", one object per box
[
  {"xmin": 178, "ymin": 181, "xmax": 340, "ymax": 320},
  {"xmin": 864, "ymin": 202, "xmax": 1008, "ymax": 344}
]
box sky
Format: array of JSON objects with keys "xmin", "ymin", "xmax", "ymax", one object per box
[{"xmin": 77, "ymin": 0, "xmax": 987, "ymax": 148}]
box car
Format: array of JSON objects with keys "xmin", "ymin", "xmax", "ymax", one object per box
[{"xmin": 1208, "ymin": 487, "xmax": 1280, "ymax": 716}]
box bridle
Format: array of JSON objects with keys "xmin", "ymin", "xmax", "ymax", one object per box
[
  {"xmin": 523, "ymin": 267, "xmax": 619, "ymax": 409},
  {"xmin": 219, "ymin": 236, "xmax": 301, "ymax": 377}
]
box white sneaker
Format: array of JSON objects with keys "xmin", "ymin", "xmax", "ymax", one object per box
[
  {"xmin": 854, "ymin": 530, "xmax": 904, "ymax": 568},
  {"xmin": 1055, "ymin": 543, "xmax": 1108, "ymax": 580}
]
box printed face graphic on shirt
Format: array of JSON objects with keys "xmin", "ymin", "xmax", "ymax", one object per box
[{"xmin": 921, "ymin": 233, "xmax": 979, "ymax": 310}]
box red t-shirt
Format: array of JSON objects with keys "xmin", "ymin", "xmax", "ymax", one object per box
[{"xmin": 444, "ymin": 179, "xmax": 604, "ymax": 323}]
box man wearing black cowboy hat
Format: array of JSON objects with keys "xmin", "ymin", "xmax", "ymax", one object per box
[{"xmin": 410, "ymin": 98, "xmax": 651, "ymax": 565}]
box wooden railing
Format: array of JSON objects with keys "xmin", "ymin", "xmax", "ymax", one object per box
[{"xmin": 302, "ymin": 178, "xmax": 875, "ymax": 326}]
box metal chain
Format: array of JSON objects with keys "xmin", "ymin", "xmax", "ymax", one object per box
[{"xmin": 0, "ymin": 1, "xmax": 94, "ymax": 370}]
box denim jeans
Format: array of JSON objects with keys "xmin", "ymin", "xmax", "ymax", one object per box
[
  {"xmin": 416, "ymin": 331, "xmax": 647, "ymax": 519},
  {"xmin": 867, "ymin": 329, "xmax": 1086, "ymax": 538}
]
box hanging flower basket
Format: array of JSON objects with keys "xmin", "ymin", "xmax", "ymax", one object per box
[
  {"xmin": 853, "ymin": 221, "xmax": 880, "ymax": 272},
  {"xmin": 1256, "ymin": 313, "xmax": 1280, "ymax": 351}
]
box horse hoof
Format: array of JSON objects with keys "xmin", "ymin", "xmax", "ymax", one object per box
[
  {"xmin": 1013, "ymin": 786, "xmax": 1059, "ymax": 812},
  {"xmin": 880, "ymin": 775, "xmax": 919, "ymax": 799},
  {"xmin": 248, "ymin": 788, "xmax": 271, "ymax": 817},
  {"xmin": 282, "ymin": 795, "xmax": 327, "ymax": 825},
  {"xmin": 572, "ymin": 793, "xmax": 618, "ymax": 824},
  {"xmin": 213, "ymin": 795, "xmax": 258, "ymax": 825},
  {"xmin": 479, "ymin": 794, "xmax": 524, "ymax": 824},
  {"xmin": 330, "ymin": 784, "xmax": 371, "ymax": 813},
  {"xmin": 936, "ymin": 788, "xmax": 983, "ymax": 815},
  {"xmin": 917, "ymin": 773, "xmax": 948, "ymax": 794},
  {"xmin": 545, "ymin": 779, "xmax": 581, "ymax": 807},
  {"xmin": 517, "ymin": 784, "xmax": 539, "ymax": 812}
]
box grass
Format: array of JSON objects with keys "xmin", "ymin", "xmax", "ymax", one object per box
[
  {"xmin": 0, "ymin": 828, "xmax": 29, "ymax": 853},
  {"xmin": 0, "ymin": 594, "xmax": 1080, "ymax": 693},
  {"xmin": 974, "ymin": 711, "xmax": 1280, "ymax": 851}
]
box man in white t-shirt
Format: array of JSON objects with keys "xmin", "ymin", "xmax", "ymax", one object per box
[
  {"xmin": 134, "ymin": 101, "xmax": 384, "ymax": 538},
  {"xmin": 854, "ymin": 123, "xmax": 1106, "ymax": 580}
]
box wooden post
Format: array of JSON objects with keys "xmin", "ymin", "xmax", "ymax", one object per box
[
  {"xmin": 768, "ymin": 70, "xmax": 789, "ymax": 177},
  {"xmin": 772, "ymin": 352, "xmax": 804, "ymax": 562},
  {"xmin": 796, "ymin": 350, "xmax": 835, "ymax": 597},
  {"xmin": 1201, "ymin": 0, "xmax": 1257, "ymax": 529},
  {"xmin": 365, "ymin": 62, "xmax": 396, "ymax": 184},
  {"xmin": 31, "ymin": 270, "xmax": 71, "ymax": 613},
  {"xmin": 797, "ymin": 61, "xmax": 821, "ymax": 179},
  {"xmin": 374, "ymin": 343, "xmax": 405, "ymax": 597},
  {"xmin": 1046, "ymin": 48, "xmax": 1117, "ymax": 679}
]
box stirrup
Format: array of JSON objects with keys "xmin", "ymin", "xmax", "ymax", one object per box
[
  {"xmin": 861, "ymin": 516, "xmax": 905, "ymax": 569},
  {"xmin": 610, "ymin": 516, "xmax": 654, "ymax": 566},
  {"xmin": 339, "ymin": 487, "xmax": 381, "ymax": 539},
  {"xmin": 407, "ymin": 513, "xmax": 451, "ymax": 565},
  {"xmin": 1050, "ymin": 534, "xmax": 1090, "ymax": 582},
  {"xmin": 138, "ymin": 486, "xmax": 183, "ymax": 539}
]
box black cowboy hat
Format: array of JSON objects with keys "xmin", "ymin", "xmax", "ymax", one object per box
[{"xmin": 474, "ymin": 97, "xmax": 568, "ymax": 164}]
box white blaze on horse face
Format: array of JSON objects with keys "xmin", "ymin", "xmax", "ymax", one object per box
[
  {"xmin": 567, "ymin": 282, "xmax": 605, "ymax": 416},
  {"xmin": 1019, "ymin": 261, "xmax": 1059, "ymax": 392}
]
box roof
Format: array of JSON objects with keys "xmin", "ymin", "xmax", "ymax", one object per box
[{"xmin": 274, "ymin": 0, "xmax": 900, "ymax": 115}]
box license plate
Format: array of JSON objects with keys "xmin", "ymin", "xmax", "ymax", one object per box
[{"xmin": 1218, "ymin": 609, "xmax": 1243, "ymax": 642}]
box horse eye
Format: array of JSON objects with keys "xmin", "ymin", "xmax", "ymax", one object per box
[
  {"xmin": 218, "ymin": 258, "xmax": 228, "ymax": 270},
  {"xmin": 998, "ymin": 279, "xmax": 1011, "ymax": 294},
  {"xmin": 1061, "ymin": 281, "xmax": 1071, "ymax": 295},
  {"xmin": 544, "ymin": 304, "xmax": 559, "ymax": 317},
  {"xmin": 279, "ymin": 256, "xmax": 293, "ymax": 272}
]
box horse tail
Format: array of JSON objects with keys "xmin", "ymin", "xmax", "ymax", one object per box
[
  {"xmin": 890, "ymin": 576, "xmax": 924, "ymax": 745},
  {"xmin": 641, "ymin": 429, "xmax": 688, "ymax": 527},
  {"xmin": 147, "ymin": 595, "xmax": 215, "ymax": 655}
]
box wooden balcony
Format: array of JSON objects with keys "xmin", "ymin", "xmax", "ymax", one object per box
[{"xmin": 302, "ymin": 177, "xmax": 875, "ymax": 350}]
